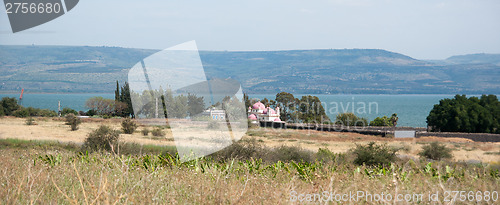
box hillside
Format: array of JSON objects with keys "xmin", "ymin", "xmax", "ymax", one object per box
[{"xmin": 0, "ymin": 45, "xmax": 499, "ymax": 94}]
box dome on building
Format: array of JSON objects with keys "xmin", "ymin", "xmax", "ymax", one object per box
[
  {"xmin": 274, "ymin": 118, "xmax": 281, "ymax": 122},
  {"xmin": 248, "ymin": 114, "xmax": 257, "ymax": 120},
  {"xmin": 252, "ymin": 101, "xmax": 266, "ymax": 110},
  {"xmin": 263, "ymin": 107, "xmax": 276, "ymax": 115}
]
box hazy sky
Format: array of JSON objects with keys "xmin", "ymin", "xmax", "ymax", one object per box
[{"xmin": 1, "ymin": 0, "xmax": 499, "ymax": 59}]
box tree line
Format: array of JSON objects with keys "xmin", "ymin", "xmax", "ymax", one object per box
[{"xmin": 427, "ymin": 94, "xmax": 499, "ymax": 134}]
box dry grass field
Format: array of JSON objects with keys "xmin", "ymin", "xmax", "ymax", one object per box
[
  {"xmin": 0, "ymin": 116, "xmax": 499, "ymax": 204},
  {"xmin": 1, "ymin": 116, "xmax": 499, "ymax": 163}
]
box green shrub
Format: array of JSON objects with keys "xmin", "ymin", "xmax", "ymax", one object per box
[
  {"xmin": 12, "ymin": 108, "xmax": 29, "ymax": 118},
  {"xmin": 10, "ymin": 106, "xmax": 57, "ymax": 117},
  {"xmin": 121, "ymin": 118, "xmax": 137, "ymax": 134},
  {"xmin": 61, "ymin": 107, "xmax": 78, "ymax": 116},
  {"xmin": 211, "ymin": 138, "xmax": 265, "ymax": 161},
  {"xmin": 0, "ymin": 105, "xmax": 4, "ymax": 116},
  {"xmin": 141, "ymin": 127, "xmax": 150, "ymax": 136},
  {"xmin": 39, "ymin": 109, "xmax": 57, "ymax": 117},
  {"xmin": 82, "ymin": 125, "xmax": 120, "ymax": 153},
  {"xmin": 418, "ymin": 142, "xmax": 453, "ymax": 160},
  {"xmin": 370, "ymin": 116, "xmax": 392, "ymax": 126},
  {"xmin": 351, "ymin": 142, "xmax": 396, "ymax": 166},
  {"xmin": 271, "ymin": 145, "xmax": 314, "ymax": 163},
  {"xmin": 65, "ymin": 113, "xmax": 81, "ymax": 131},
  {"xmin": 316, "ymin": 148, "xmax": 346, "ymax": 164},
  {"xmin": 25, "ymin": 117, "xmax": 36, "ymax": 125},
  {"xmin": 151, "ymin": 127, "xmax": 165, "ymax": 137},
  {"xmin": 0, "ymin": 97, "xmax": 19, "ymax": 116},
  {"xmin": 335, "ymin": 112, "xmax": 368, "ymax": 127}
]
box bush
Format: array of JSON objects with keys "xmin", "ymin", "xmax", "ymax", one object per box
[
  {"xmin": 25, "ymin": 117, "xmax": 36, "ymax": 125},
  {"xmin": 211, "ymin": 138, "xmax": 265, "ymax": 161},
  {"xmin": 0, "ymin": 97, "xmax": 19, "ymax": 116},
  {"xmin": 271, "ymin": 145, "xmax": 314, "ymax": 163},
  {"xmin": 370, "ymin": 116, "xmax": 393, "ymax": 126},
  {"xmin": 10, "ymin": 106, "xmax": 57, "ymax": 117},
  {"xmin": 335, "ymin": 112, "xmax": 368, "ymax": 127},
  {"xmin": 82, "ymin": 125, "xmax": 120, "ymax": 153},
  {"xmin": 121, "ymin": 118, "xmax": 137, "ymax": 134},
  {"xmin": 151, "ymin": 127, "xmax": 165, "ymax": 137},
  {"xmin": 418, "ymin": 142, "xmax": 452, "ymax": 160},
  {"xmin": 65, "ymin": 113, "xmax": 81, "ymax": 131},
  {"xmin": 38, "ymin": 109, "xmax": 57, "ymax": 117},
  {"xmin": 0, "ymin": 105, "xmax": 4, "ymax": 117},
  {"xmin": 86, "ymin": 109, "xmax": 96, "ymax": 116},
  {"xmin": 61, "ymin": 107, "xmax": 78, "ymax": 116},
  {"xmin": 141, "ymin": 127, "xmax": 150, "ymax": 136},
  {"xmin": 351, "ymin": 142, "xmax": 396, "ymax": 166},
  {"xmin": 316, "ymin": 148, "xmax": 347, "ymax": 164},
  {"xmin": 12, "ymin": 108, "xmax": 29, "ymax": 118}
]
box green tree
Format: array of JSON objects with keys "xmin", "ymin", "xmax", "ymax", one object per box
[
  {"xmin": 369, "ymin": 114, "xmax": 397, "ymax": 127},
  {"xmin": 119, "ymin": 82, "xmax": 134, "ymax": 118},
  {"xmin": 170, "ymin": 95, "xmax": 188, "ymax": 118},
  {"xmin": 115, "ymin": 81, "xmax": 120, "ymax": 102},
  {"xmin": 275, "ymin": 92, "xmax": 299, "ymax": 122},
  {"xmin": 61, "ymin": 107, "xmax": 78, "ymax": 116},
  {"xmin": 335, "ymin": 112, "xmax": 367, "ymax": 127},
  {"xmin": 188, "ymin": 94, "xmax": 205, "ymax": 117},
  {"xmin": 243, "ymin": 93, "xmax": 251, "ymax": 112},
  {"xmin": 1, "ymin": 97, "xmax": 19, "ymax": 116},
  {"xmin": 427, "ymin": 94, "xmax": 499, "ymax": 133},
  {"xmin": 297, "ymin": 95, "xmax": 330, "ymax": 123}
]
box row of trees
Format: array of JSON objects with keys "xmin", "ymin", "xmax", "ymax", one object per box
[
  {"xmin": 427, "ymin": 94, "xmax": 499, "ymax": 133},
  {"xmin": 130, "ymin": 89, "xmax": 206, "ymax": 119},
  {"xmin": 243, "ymin": 92, "xmax": 402, "ymax": 127},
  {"xmin": 0, "ymin": 97, "xmax": 59, "ymax": 117},
  {"xmin": 84, "ymin": 81, "xmax": 134, "ymax": 118}
]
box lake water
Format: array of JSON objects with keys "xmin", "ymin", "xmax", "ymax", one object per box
[{"xmin": 0, "ymin": 93, "xmax": 459, "ymax": 127}]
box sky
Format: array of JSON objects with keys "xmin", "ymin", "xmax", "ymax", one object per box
[{"xmin": 1, "ymin": 0, "xmax": 499, "ymax": 59}]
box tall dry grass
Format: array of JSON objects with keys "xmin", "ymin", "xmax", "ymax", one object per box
[{"xmin": 0, "ymin": 139, "xmax": 499, "ymax": 204}]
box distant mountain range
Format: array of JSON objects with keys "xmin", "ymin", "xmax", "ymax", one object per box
[{"xmin": 1, "ymin": 45, "xmax": 499, "ymax": 94}]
